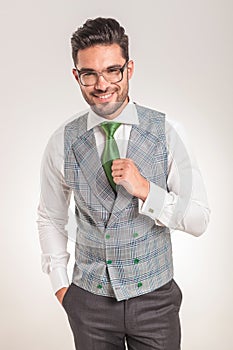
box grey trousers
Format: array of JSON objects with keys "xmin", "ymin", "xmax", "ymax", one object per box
[{"xmin": 62, "ymin": 279, "xmax": 182, "ymax": 350}]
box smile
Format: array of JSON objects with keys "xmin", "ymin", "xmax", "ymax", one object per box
[{"xmin": 95, "ymin": 93, "xmax": 113, "ymax": 100}]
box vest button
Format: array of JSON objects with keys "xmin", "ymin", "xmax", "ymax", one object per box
[
  {"xmin": 137, "ymin": 282, "xmax": 143, "ymax": 288},
  {"xmin": 107, "ymin": 260, "xmax": 112, "ymax": 265},
  {"xmin": 134, "ymin": 258, "xmax": 140, "ymax": 264},
  {"xmin": 133, "ymin": 232, "xmax": 139, "ymax": 238},
  {"xmin": 105, "ymin": 234, "xmax": 111, "ymax": 239},
  {"xmin": 97, "ymin": 284, "xmax": 103, "ymax": 289}
]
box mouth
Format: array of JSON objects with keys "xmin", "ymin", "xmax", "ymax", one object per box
[{"xmin": 92, "ymin": 92, "xmax": 115, "ymax": 103}]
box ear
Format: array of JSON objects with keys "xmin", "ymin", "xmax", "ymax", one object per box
[
  {"xmin": 72, "ymin": 68, "xmax": 80, "ymax": 84},
  {"xmin": 127, "ymin": 60, "xmax": 134, "ymax": 80}
]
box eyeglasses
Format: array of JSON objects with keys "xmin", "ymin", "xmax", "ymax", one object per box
[{"xmin": 75, "ymin": 61, "xmax": 128, "ymax": 86}]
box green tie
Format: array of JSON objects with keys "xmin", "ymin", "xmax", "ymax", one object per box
[{"xmin": 101, "ymin": 122, "xmax": 121, "ymax": 192}]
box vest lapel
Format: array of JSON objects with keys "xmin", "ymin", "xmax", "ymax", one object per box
[{"xmin": 71, "ymin": 128, "xmax": 116, "ymax": 212}]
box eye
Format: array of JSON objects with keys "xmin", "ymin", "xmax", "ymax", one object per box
[
  {"xmin": 107, "ymin": 68, "xmax": 120, "ymax": 74},
  {"xmin": 82, "ymin": 71, "xmax": 96, "ymax": 77}
]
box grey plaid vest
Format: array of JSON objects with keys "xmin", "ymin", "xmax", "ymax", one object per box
[{"xmin": 64, "ymin": 104, "xmax": 173, "ymax": 301}]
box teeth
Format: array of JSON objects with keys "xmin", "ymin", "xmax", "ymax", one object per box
[{"xmin": 98, "ymin": 93, "xmax": 112, "ymax": 99}]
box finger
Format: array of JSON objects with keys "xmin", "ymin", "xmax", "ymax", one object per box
[
  {"xmin": 113, "ymin": 176, "xmax": 125, "ymax": 185},
  {"xmin": 112, "ymin": 159, "xmax": 133, "ymax": 171},
  {"xmin": 112, "ymin": 165, "xmax": 123, "ymax": 173},
  {"xmin": 111, "ymin": 162, "xmax": 124, "ymax": 171},
  {"xmin": 112, "ymin": 158, "xmax": 125, "ymax": 164},
  {"xmin": 112, "ymin": 158, "xmax": 133, "ymax": 166},
  {"xmin": 112, "ymin": 169, "xmax": 123, "ymax": 177}
]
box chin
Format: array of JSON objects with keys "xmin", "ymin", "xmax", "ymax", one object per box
[{"xmin": 91, "ymin": 101, "xmax": 124, "ymax": 117}]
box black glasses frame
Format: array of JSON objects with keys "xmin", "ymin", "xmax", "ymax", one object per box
[{"xmin": 75, "ymin": 61, "xmax": 129, "ymax": 86}]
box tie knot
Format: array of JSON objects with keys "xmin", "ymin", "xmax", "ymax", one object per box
[{"xmin": 101, "ymin": 122, "xmax": 121, "ymax": 139}]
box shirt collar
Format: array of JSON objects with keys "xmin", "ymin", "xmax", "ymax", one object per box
[{"xmin": 87, "ymin": 100, "xmax": 139, "ymax": 131}]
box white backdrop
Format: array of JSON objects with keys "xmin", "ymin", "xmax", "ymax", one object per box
[{"xmin": 0, "ymin": 1, "xmax": 232, "ymax": 349}]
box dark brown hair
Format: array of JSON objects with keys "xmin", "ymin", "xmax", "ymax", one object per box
[{"xmin": 71, "ymin": 17, "xmax": 129, "ymax": 66}]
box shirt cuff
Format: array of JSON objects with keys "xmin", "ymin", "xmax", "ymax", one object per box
[
  {"xmin": 49, "ymin": 268, "xmax": 70, "ymax": 294},
  {"xmin": 138, "ymin": 181, "xmax": 168, "ymax": 222}
]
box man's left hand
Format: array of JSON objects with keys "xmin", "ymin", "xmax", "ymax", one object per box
[{"xmin": 112, "ymin": 158, "xmax": 149, "ymax": 201}]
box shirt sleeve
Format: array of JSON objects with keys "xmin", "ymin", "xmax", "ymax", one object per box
[
  {"xmin": 37, "ymin": 128, "xmax": 72, "ymax": 293},
  {"xmin": 138, "ymin": 118, "xmax": 210, "ymax": 236}
]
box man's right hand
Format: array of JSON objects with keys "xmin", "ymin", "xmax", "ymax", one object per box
[{"xmin": 55, "ymin": 287, "xmax": 69, "ymax": 305}]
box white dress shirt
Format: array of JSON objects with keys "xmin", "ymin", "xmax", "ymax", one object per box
[{"xmin": 37, "ymin": 101, "xmax": 210, "ymax": 293}]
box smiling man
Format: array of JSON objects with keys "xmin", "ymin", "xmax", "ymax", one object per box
[
  {"xmin": 73, "ymin": 44, "xmax": 132, "ymax": 118},
  {"xmin": 37, "ymin": 17, "xmax": 210, "ymax": 350}
]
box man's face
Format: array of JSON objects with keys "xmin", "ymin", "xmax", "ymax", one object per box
[{"xmin": 73, "ymin": 44, "xmax": 134, "ymax": 119}]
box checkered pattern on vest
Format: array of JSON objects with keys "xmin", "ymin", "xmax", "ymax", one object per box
[{"xmin": 64, "ymin": 104, "xmax": 173, "ymax": 301}]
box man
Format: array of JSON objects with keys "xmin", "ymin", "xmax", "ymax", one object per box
[{"xmin": 37, "ymin": 17, "xmax": 210, "ymax": 350}]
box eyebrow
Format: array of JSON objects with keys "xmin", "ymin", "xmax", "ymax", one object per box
[{"xmin": 77, "ymin": 64, "xmax": 123, "ymax": 73}]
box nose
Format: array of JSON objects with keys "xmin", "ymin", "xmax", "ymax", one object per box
[{"xmin": 94, "ymin": 74, "xmax": 110, "ymax": 91}]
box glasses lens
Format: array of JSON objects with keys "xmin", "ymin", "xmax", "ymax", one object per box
[
  {"xmin": 80, "ymin": 72, "xmax": 97, "ymax": 86},
  {"xmin": 103, "ymin": 68, "xmax": 122, "ymax": 83}
]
